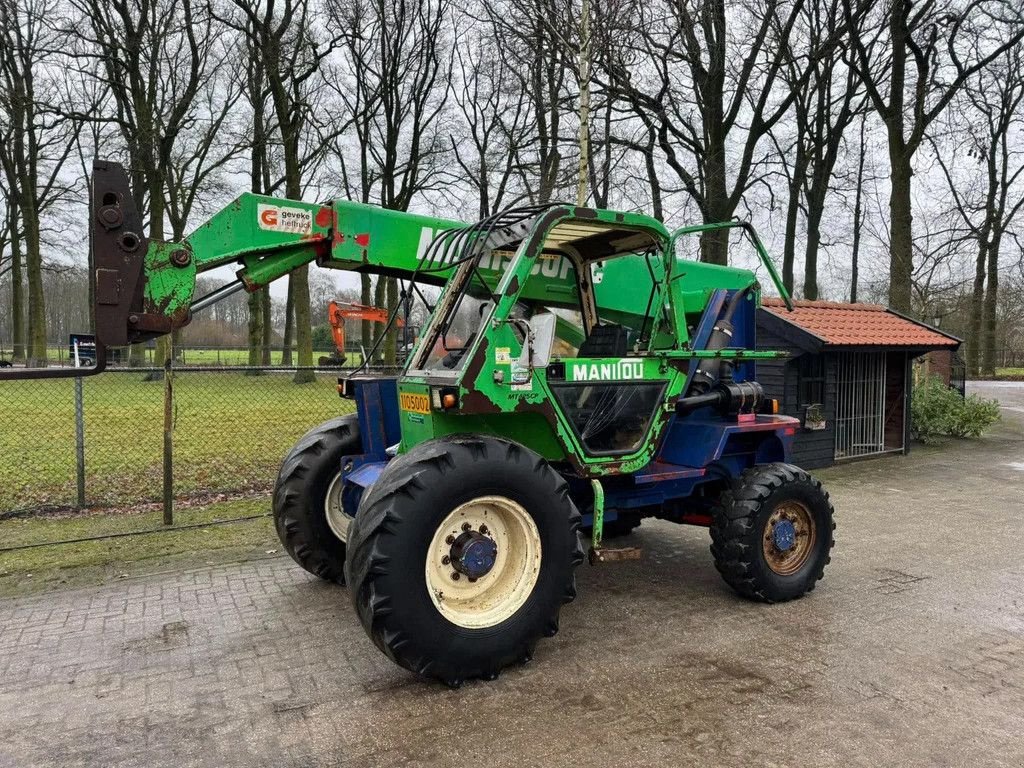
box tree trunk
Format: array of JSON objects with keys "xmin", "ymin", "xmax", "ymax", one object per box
[
  {"xmin": 887, "ymin": 152, "xmax": 914, "ymax": 312},
  {"xmin": 700, "ymin": 137, "xmax": 730, "ymax": 266},
  {"xmin": 246, "ymin": 289, "xmax": 265, "ymax": 375},
  {"xmin": 383, "ymin": 277, "xmax": 399, "ymax": 366},
  {"xmin": 967, "ymin": 239, "xmax": 987, "ymax": 375},
  {"xmin": 981, "ymin": 233, "xmax": 1000, "ymax": 376},
  {"xmin": 371, "ymin": 277, "xmax": 386, "ymax": 364},
  {"xmin": 361, "ymin": 273, "xmax": 372, "ymax": 351},
  {"xmin": 850, "ymin": 121, "xmax": 866, "ymax": 304},
  {"xmin": 8, "ymin": 209, "xmax": 25, "ymax": 361},
  {"xmin": 260, "ymin": 288, "xmax": 272, "ymax": 365},
  {"xmin": 644, "ymin": 135, "xmax": 663, "ymax": 222},
  {"xmin": 22, "ymin": 204, "xmax": 46, "ymax": 366},
  {"xmin": 803, "ymin": 202, "xmax": 823, "ymax": 301},
  {"xmin": 290, "ymin": 264, "xmax": 314, "ymax": 383},
  {"xmin": 282, "ymin": 280, "xmax": 294, "ymax": 366},
  {"xmin": 782, "ymin": 144, "xmax": 807, "ymax": 294}
]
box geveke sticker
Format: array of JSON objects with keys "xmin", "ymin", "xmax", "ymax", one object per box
[
  {"xmin": 399, "ymin": 392, "xmax": 430, "ymax": 414},
  {"xmin": 257, "ymin": 203, "xmax": 312, "ymax": 234}
]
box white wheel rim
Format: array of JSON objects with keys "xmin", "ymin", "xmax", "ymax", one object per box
[
  {"xmin": 425, "ymin": 495, "xmax": 542, "ymax": 629},
  {"xmin": 324, "ymin": 473, "xmax": 352, "ymax": 543}
]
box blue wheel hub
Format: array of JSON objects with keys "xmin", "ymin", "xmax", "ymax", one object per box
[
  {"xmin": 771, "ymin": 518, "xmax": 797, "ymax": 552},
  {"xmin": 450, "ymin": 531, "xmax": 498, "ymax": 580}
]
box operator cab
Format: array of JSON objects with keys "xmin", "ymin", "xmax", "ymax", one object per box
[
  {"xmin": 401, "ymin": 205, "xmax": 696, "ymax": 465},
  {"xmin": 409, "ymin": 210, "xmax": 672, "ymax": 375}
]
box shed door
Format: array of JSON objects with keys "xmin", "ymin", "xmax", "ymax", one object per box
[{"xmin": 834, "ymin": 351, "xmax": 887, "ymax": 459}]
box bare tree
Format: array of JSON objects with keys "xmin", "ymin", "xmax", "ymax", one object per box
[
  {"xmin": 213, "ymin": 0, "xmax": 341, "ymax": 382},
  {"xmin": 932, "ymin": 41, "xmax": 1024, "ymax": 375},
  {"xmin": 481, "ymin": 0, "xmax": 576, "ymax": 205},
  {"xmin": 0, "ymin": 0, "xmax": 82, "ymax": 365},
  {"xmin": 0, "ymin": 159, "xmax": 23, "ymax": 360},
  {"xmin": 237, "ymin": 17, "xmax": 275, "ymax": 368},
  {"xmin": 68, "ymin": 0, "xmax": 223, "ymax": 369},
  {"xmin": 843, "ymin": 0, "xmax": 1024, "ymax": 312},
  {"xmin": 330, "ymin": 0, "xmax": 452, "ymax": 364},
  {"xmin": 600, "ymin": 0, "xmax": 836, "ymax": 265},
  {"xmin": 778, "ymin": 0, "xmax": 865, "ymax": 299},
  {"xmin": 449, "ymin": 29, "xmax": 534, "ymax": 218}
]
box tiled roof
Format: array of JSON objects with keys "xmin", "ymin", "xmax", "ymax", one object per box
[{"xmin": 761, "ymin": 298, "xmax": 959, "ymax": 348}]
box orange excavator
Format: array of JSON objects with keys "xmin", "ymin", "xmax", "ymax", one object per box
[{"xmin": 319, "ymin": 300, "xmax": 408, "ymax": 366}]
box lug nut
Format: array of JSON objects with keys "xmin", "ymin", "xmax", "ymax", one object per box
[
  {"xmin": 441, "ymin": 555, "xmax": 450, "ymax": 565},
  {"xmin": 479, "ymin": 525, "xmax": 489, "ymax": 535},
  {"xmin": 445, "ymin": 535, "xmax": 455, "ymax": 545},
  {"xmin": 461, "ymin": 522, "xmax": 472, "ymax": 532},
  {"xmin": 451, "ymin": 572, "xmax": 460, "ymax": 581}
]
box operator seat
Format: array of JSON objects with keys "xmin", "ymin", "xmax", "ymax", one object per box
[{"xmin": 578, "ymin": 323, "xmax": 628, "ymax": 358}]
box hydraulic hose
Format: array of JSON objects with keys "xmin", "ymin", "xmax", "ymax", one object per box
[{"xmin": 687, "ymin": 285, "xmax": 753, "ymax": 395}]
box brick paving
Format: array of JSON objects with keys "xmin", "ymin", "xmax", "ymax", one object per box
[{"xmin": 1, "ymin": 382, "xmax": 1022, "ymax": 767}]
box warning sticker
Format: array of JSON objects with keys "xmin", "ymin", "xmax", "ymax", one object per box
[
  {"xmin": 257, "ymin": 203, "xmax": 312, "ymax": 234},
  {"xmin": 495, "ymin": 347, "xmax": 511, "ymax": 365}
]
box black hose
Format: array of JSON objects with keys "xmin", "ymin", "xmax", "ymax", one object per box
[{"xmin": 687, "ymin": 284, "xmax": 754, "ymax": 395}]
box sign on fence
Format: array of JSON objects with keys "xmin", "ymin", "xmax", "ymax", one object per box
[{"xmin": 69, "ymin": 333, "xmax": 97, "ymax": 367}]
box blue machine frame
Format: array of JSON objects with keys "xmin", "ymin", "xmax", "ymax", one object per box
[{"xmin": 335, "ymin": 289, "xmax": 797, "ymax": 530}]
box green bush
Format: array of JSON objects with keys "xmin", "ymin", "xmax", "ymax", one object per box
[{"xmin": 911, "ymin": 376, "xmax": 1001, "ymax": 443}]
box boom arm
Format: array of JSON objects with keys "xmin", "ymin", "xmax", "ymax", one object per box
[
  {"xmin": 0, "ymin": 161, "xmax": 782, "ymax": 380},
  {"xmin": 93, "ymin": 161, "xmax": 598, "ymax": 351}
]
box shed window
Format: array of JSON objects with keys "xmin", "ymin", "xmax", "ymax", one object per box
[{"xmin": 798, "ymin": 355, "xmax": 826, "ymax": 406}]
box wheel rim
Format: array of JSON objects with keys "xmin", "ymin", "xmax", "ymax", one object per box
[
  {"xmin": 762, "ymin": 500, "xmax": 816, "ymax": 576},
  {"xmin": 425, "ymin": 495, "xmax": 542, "ymax": 629},
  {"xmin": 324, "ymin": 473, "xmax": 352, "ymax": 543}
]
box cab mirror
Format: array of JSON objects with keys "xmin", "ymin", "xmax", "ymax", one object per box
[{"xmin": 527, "ymin": 312, "xmax": 557, "ymax": 368}]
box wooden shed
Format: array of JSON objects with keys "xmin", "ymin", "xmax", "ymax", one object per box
[{"xmin": 756, "ymin": 299, "xmax": 961, "ymax": 469}]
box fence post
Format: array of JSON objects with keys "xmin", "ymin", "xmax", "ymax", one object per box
[
  {"xmin": 162, "ymin": 353, "xmax": 174, "ymax": 525},
  {"xmin": 74, "ymin": 375, "xmax": 86, "ymax": 508}
]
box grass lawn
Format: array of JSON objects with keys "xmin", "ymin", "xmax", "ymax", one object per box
[
  {"xmin": 1, "ymin": 370, "xmax": 354, "ymax": 514},
  {"xmin": 0, "ymin": 496, "xmax": 282, "ymax": 596},
  {"xmin": 997, "ymin": 367, "xmax": 1024, "ymax": 377}
]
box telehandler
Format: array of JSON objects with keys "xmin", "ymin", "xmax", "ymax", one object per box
[{"xmin": 3, "ymin": 162, "xmax": 835, "ymax": 685}]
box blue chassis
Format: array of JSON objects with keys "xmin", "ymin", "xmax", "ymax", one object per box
[{"xmin": 334, "ymin": 290, "xmax": 797, "ymax": 527}]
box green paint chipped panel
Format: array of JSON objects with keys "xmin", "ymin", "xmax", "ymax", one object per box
[{"xmin": 143, "ymin": 242, "xmax": 196, "ymax": 317}]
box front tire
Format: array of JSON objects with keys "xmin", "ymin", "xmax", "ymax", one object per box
[
  {"xmin": 272, "ymin": 415, "xmax": 360, "ymax": 584},
  {"xmin": 710, "ymin": 463, "xmax": 834, "ymax": 602},
  {"xmin": 345, "ymin": 435, "xmax": 584, "ymax": 686}
]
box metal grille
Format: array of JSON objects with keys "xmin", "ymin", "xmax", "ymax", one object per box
[{"xmin": 834, "ymin": 351, "xmax": 887, "ymax": 459}]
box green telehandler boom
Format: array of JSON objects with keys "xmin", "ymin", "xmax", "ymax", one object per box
[{"xmin": 2, "ymin": 162, "xmax": 834, "ymax": 686}]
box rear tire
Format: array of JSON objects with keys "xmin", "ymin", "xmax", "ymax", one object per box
[
  {"xmin": 273, "ymin": 415, "xmax": 360, "ymax": 584},
  {"xmin": 710, "ymin": 462, "xmax": 834, "ymax": 603},
  {"xmin": 345, "ymin": 435, "xmax": 584, "ymax": 686}
]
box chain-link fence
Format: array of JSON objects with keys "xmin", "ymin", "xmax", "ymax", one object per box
[{"xmin": 2, "ymin": 366, "xmax": 357, "ymax": 518}]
